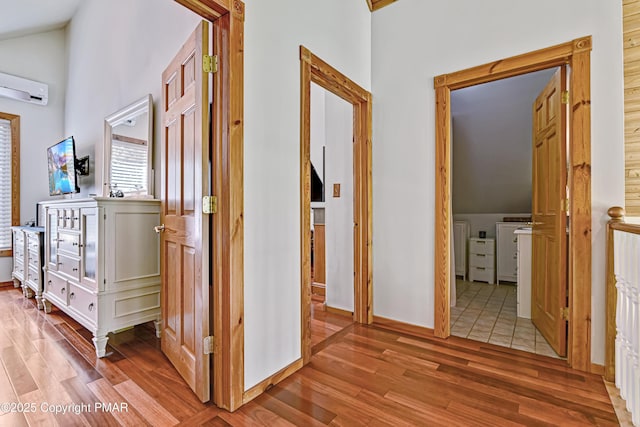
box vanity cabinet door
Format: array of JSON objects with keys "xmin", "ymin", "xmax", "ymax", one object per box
[
  {"xmin": 80, "ymin": 207, "xmax": 98, "ymax": 290},
  {"xmin": 45, "ymin": 208, "xmax": 59, "ymax": 272}
]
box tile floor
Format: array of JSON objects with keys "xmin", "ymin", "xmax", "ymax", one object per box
[{"xmin": 451, "ymin": 279, "xmax": 562, "ymax": 358}]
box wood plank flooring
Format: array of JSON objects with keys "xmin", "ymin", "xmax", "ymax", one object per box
[{"xmin": 0, "ymin": 286, "xmax": 619, "ymax": 426}]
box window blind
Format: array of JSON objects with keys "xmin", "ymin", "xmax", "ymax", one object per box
[
  {"xmin": 0, "ymin": 119, "xmax": 12, "ymax": 249},
  {"xmin": 110, "ymin": 138, "xmax": 148, "ymax": 194}
]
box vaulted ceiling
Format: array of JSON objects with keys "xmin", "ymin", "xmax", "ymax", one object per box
[{"xmin": 367, "ymin": 0, "xmax": 398, "ymax": 12}]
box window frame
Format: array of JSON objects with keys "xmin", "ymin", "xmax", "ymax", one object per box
[{"xmin": 0, "ymin": 112, "xmax": 20, "ymax": 257}]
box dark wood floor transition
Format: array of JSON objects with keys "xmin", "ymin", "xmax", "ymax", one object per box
[{"xmin": 0, "ymin": 285, "xmax": 619, "ymax": 426}]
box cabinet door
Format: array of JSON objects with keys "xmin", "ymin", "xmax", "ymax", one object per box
[
  {"xmin": 454, "ymin": 223, "xmax": 465, "ymax": 274},
  {"xmin": 45, "ymin": 208, "xmax": 59, "ymax": 272},
  {"xmin": 80, "ymin": 207, "xmax": 98, "ymax": 289},
  {"xmin": 497, "ymin": 224, "xmax": 519, "ymax": 281}
]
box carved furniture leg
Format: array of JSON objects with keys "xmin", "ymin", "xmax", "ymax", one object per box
[{"xmin": 93, "ymin": 334, "xmax": 109, "ymax": 358}]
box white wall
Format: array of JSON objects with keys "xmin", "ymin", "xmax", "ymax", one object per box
[
  {"xmin": 451, "ymin": 69, "xmax": 556, "ymax": 214},
  {"xmin": 243, "ymin": 0, "xmax": 371, "ymax": 389},
  {"xmin": 64, "ymin": 0, "xmax": 201, "ymax": 197},
  {"xmin": 0, "ymin": 29, "xmax": 66, "ymax": 281},
  {"xmin": 310, "ymin": 83, "xmax": 325, "ymax": 188},
  {"xmin": 324, "ymin": 90, "xmax": 354, "ymax": 313},
  {"xmin": 372, "ymin": 0, "xmax": 623, "ymax": 364}
]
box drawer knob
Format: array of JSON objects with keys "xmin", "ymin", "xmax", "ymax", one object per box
[
  {"xmin": 72, "ymin": 242, "xmax": 78, "ymax": 246},
  {"xmin": 70, "ymin": 292, "xmax": 75, "ymax": 300},
  {"xmin": 61, "ymin": 287, "xmax": 66, "ymax": 294},
  {"xmin": 88, "ymin": 303, "xmax": 94, "ymax": 312},
  {"xmin": 72, "ymin": 268, "xmax": 78, "ymax": 272}
]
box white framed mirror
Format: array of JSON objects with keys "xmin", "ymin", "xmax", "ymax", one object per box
[{"xmin": 102, "ymin": 94, "xmax": 153, "ymax": 197}]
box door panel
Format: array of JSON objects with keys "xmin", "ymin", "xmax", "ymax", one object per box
[
  {"xmin": 160, "ymin": 21, "xmax": 211, "ymax": 402},
  {"xmin": 531, "ymin": 67, "xmax": 567, "ymax": 357}
]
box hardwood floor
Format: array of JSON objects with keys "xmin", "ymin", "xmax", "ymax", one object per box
[
  {"xmin": 0, "ymin": 286, "xmax": 619, "ymax": 426},
  {"xmin": 310, "ymin": 296, "xmax": 354, "ymax": 351}
]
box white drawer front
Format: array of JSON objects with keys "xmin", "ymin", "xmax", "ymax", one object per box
[
  {"xmin": 469, "ymin": 239, "xmax": 495, "ymax": 255},
  {"xmin": 46, "ymin": 273, "xmax": 69, "ymax": 306},
  {"xmin": 68, "ymin": 285, "xmax": 97, "ymax": 323},
  {"xmin": 13, "ymin": 261, "xmax": 24, "ymax": 279},
  {"xmin": 27, "ymin": 267, "xmax": 40, "ymax": 288},
  {"xmin": 469, "ymin": 266, "xmax": 495, "ymax": 284},
  {"xmin": 469, "ymin": 253, "xmax": 494, "ymax": 269},
  {"xmin": 28, "ymin": 250, "xmax": 40, "ymax": 270},
  {"xmin": 58, "ymin": 254, "xmax": 81, "ymax": 282},
  {"xmin": 58, "ymin": 232, "xmax": 81, "ymax": 256}
]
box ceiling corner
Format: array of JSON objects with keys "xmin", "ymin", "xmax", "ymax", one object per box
[{"xmin": 368, "ymin": 0, "xmax": 398, "ymax": 12}]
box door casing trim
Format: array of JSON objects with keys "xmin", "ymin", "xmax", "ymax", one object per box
[
  {"xmin": 300, "ymin": 46, "xmax": 373, "ymax": 365},
  {"xmin": 433, "ymin": 36, "xmax": 592, "ymax": 371}
]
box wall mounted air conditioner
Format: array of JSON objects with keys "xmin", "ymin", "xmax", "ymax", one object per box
[{"xmin": 0, "ymin": 72, "xmax": 48, "ymax": 106}]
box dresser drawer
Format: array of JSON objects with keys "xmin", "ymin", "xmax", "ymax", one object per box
[
  {"xmin": 469, "ymin": 253, "xmax": 494, "ymax": 269},
  {"xmin": 469, "ymin": 266, "xmax": 495, "ymax": 284},
  {"xmin": 68, "ymin": 284, "xmax": 97, "ymax": 323},
  {"xmin": 13, "ymin": 261, "xmax": 24, "ymax": 280},
  {"xmin": 27, "ymin": 267, "xmax": 41, "ymax": 289},
  {"xmin": 58, "ymin": 254, "xmax": 81, "ymax": 281},
  {"xmin": 469, "ymin": 239, "xmax": 495, "ymax": 255},
  {"xmin": 46, "ymin": 273, "xmax": 69, "ymax": 305},
  {"xmin": 28, "ymin": 250, "xmax": 40, "ymax": 270},
  {"xmin": 58, "ymin": 232, "xmax": 81, "ymax": 256},
  {"xmin": 14, "ymin": 245, "xmax": 24, "ymax": 260},
  {"xmin": 27, "ymin": 234, "xmax": 40, "ymax": 251},
  {"xmin": 13, "ymin": 231, "xmax": 24, "ymax": 246},
  {"xmin": 61, "ymin": 209, "xmax": 81, "ymax": 230}
]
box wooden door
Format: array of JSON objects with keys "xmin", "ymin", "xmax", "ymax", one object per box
[
  {"xmin": 160, "ymin": 21, "xmax": 211, "ymax": 402},
  {"xmin": 531, "ymin": 67, "xmax": 568, "ymax": 357}
]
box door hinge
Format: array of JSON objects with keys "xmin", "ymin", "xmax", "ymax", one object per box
[
  {"xmin": 203, "ymin": 335, "xmax": 215, "ymax": 355},
  {"xmin": 203, "ymin": 55, "xmax": 218, "ymax": 73},
  {"xmin": 561, "ymin": 90, "xmax": 569, "ymax": 105},
  {"xmin": 561, "ymin": 306, "xmax": 569, "ymax": 321},
  {"xmin": 202, "ymin": 196, "xmax": 217, "ymax": 214},
  {"xmin": 561, "ymin": 197, "xmax": 569, "ymax": 213}
]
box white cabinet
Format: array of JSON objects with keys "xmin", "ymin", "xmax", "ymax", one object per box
[
  {"xmin": 515, "ymin": 228, "xmax": 532, "ymax": 318},
  {"xmin": 42, "ymin": 198, "xmax": 161, "ymax": 358},
  {"xmin": 469, "ymin": 238, "xmax": 495, "ymax": 284},
  {"xmin": 496, "ymin": 222, "xmax": 526, "ymax": 284},
  {"xmin": 11, "ymin": 226, "xmax": 45, "ymax": 307},
  {"xmin": 454, "ymin": 221, "xmax": 469, "ymax": 280},
  {"xmin": 11, "ymin": 227, "xmax": 25, "ymax": 285}
]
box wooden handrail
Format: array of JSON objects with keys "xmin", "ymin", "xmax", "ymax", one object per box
[{"xmin": 605, "ymin": 206, "xmax": 625, "ymax": 381}]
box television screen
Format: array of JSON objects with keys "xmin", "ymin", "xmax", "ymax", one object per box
[{"xmin": 47, "ymin": 136, "xmax": 79, "ymax": 196}]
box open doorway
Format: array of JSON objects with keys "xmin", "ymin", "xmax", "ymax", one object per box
[
  {"xmin": 433, "ymin": 36, "xmax": 593, "ymax": 372},
  {"xmin": 449, "ymin": 68, "xmax": 562, "ymax": 358},
  {"xmin": 299, "ymin": 46, "xmax": 373, "ymax": 365},
  {"xmin": 309, "ymin": 82, "xmax": 356, "ymax": 348}
]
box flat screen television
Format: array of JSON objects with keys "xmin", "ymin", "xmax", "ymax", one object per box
[{"xmin": 47, "ymin": 136, "xmax": 79, "ymax": 196}]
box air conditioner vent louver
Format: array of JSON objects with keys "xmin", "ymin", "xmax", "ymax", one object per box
[{"xmin": 0, "ymin": 72, "xmax": 48, "ymax": 106}]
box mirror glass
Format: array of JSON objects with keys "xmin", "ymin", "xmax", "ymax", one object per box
[{"xmin": 103, "ymin": 94, "xmax": 153, "ymax": 197}]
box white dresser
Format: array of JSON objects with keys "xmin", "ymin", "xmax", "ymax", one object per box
[
  {"xmin": 453, "ymin": 221, "xmax": 469, "ymax": 280},
  {"xmin": 11, "ymin": 226, "xmax": 45, "ymax": 307},
  {"xmin": 41, "ymin": 197, "xmax": 161, "ymax": 357},
  {"xmin": 496, "ymin": 222, "xmax": 527, "ymax": 284},
  {"xmin": 515, "ymin": 228, "xmax": 532, "ymax": 319},
  {"xmin": 469, "ymin": 237, "xmax": 495, "ymax": 284}
]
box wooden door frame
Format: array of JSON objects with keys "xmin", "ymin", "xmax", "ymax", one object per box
[
  {"xmin": 174, "ymin": 0, "xmax": 244, "ymax": 412},
  {"xmin": 300, "ymin": 46, "xmax": 373, "ymax": 364},
  {"xmin": 434, "ymin": 36, "xmax": 593, "ymax": 372}
]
